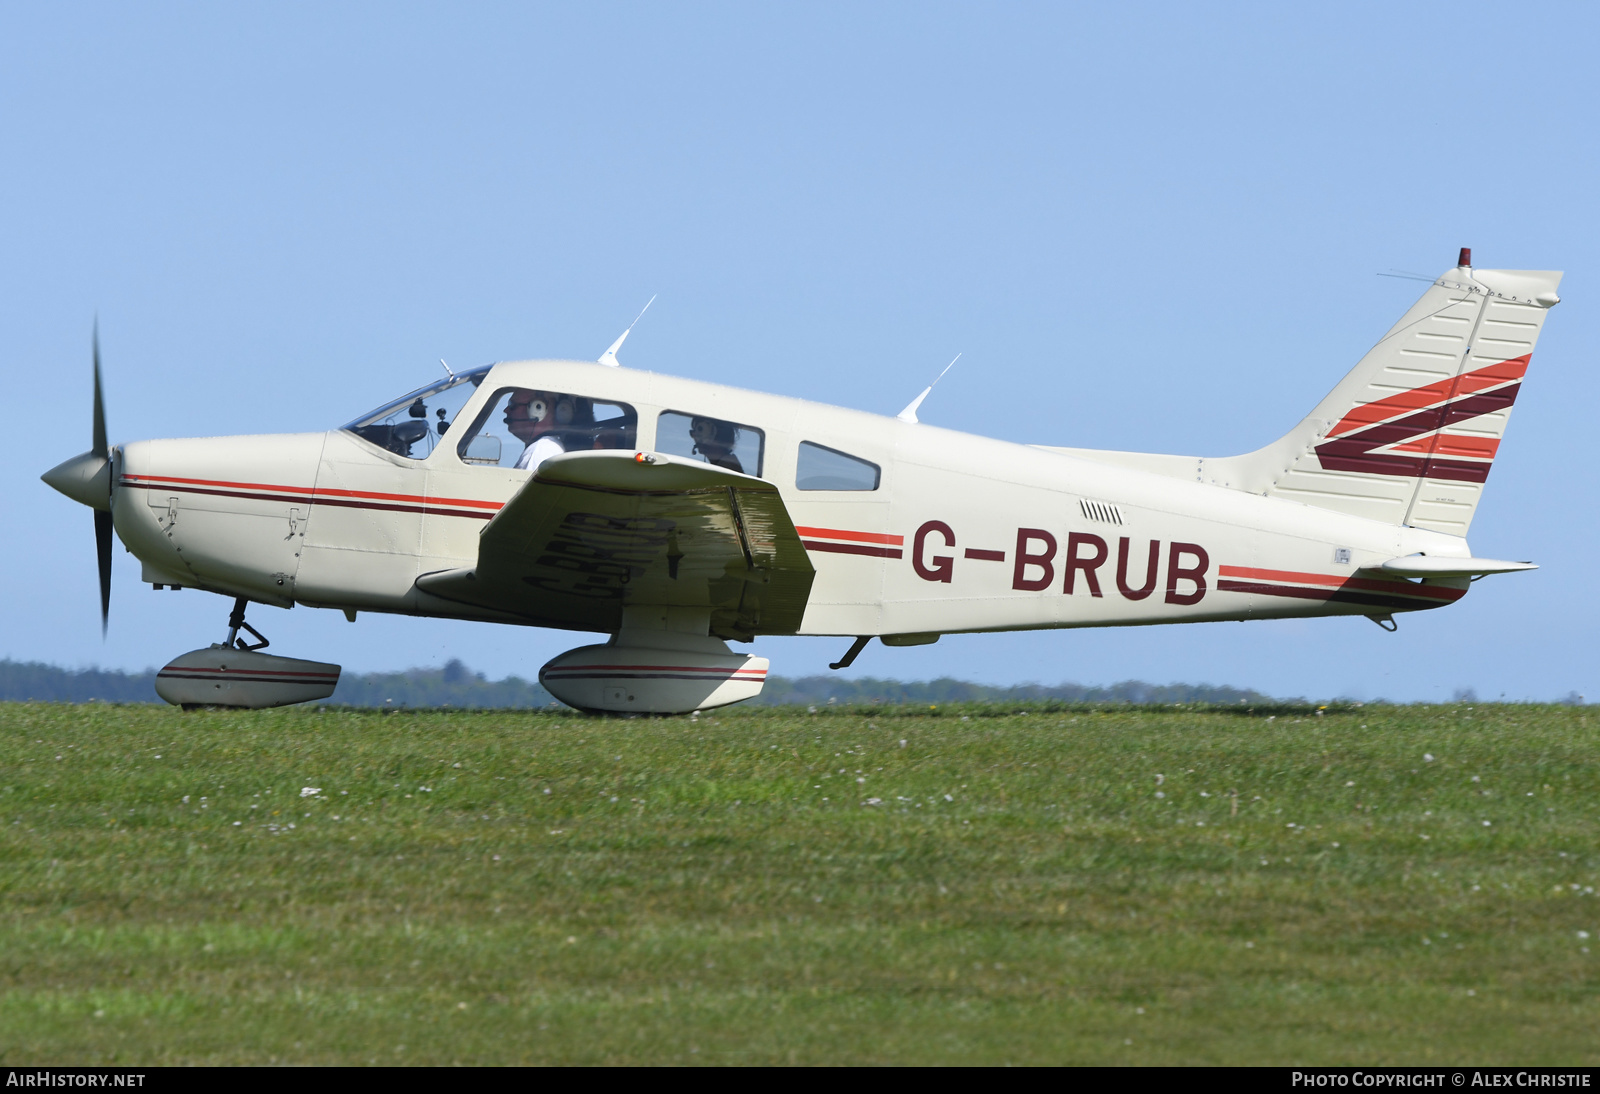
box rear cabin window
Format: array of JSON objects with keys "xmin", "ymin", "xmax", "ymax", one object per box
[
  {"xmin": 656, "ymin": 411, "xmax": 764, "ymax": 477},
  {"xmin": 796, "ymin": 442, "xmax": 880, "ymax": 491}
]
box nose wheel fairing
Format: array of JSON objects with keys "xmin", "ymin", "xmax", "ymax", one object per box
[
  {"xmin": 154, "ymin": 597, "xmax": 341, "ymax": 709},
  {"xmin": 155, "ymin": 645, "xmax": 341, "ymax": 709}
]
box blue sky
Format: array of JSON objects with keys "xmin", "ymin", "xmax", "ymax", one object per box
[{"xmin": 7, "ymin": 3, "xmax": 1598, "ymax": 700}]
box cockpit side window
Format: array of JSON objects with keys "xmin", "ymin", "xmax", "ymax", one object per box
[
  {"xmin": 454, "ymin": 388, "xmax": 638, "ymax": 472},
  {"xmin": 656, "ymin": 411, "xmax": 764, "ymax": 477},
  {"xmin": 796, "ymin": 441, "xmax": 880, "ymax": 491},
  {"xmin": 343, "ymin": 367, "xmax": 490, "ymax": 460}
]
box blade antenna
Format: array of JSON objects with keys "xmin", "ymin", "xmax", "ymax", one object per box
[
  {"xmin": 598, "ymin": 294, "xmax": 657, "ymax": 367},
  {"xmin": 897, "ymin": 353, "xmax": 961, "ymax": 424}
]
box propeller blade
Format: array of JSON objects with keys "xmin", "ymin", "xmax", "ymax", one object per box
[
  {"xmin": 95, "ymin": 508, "xmax": 112, "ymax": 636},
  {"xmin": 92, "ymin": 322, "xmax": 111, "ymax": 634},
  {"xmin": 92, "ymin": 322, "xmax": 107, "ymax": 459}
]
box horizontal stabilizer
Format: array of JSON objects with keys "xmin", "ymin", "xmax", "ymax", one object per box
[{"xmin": 1375, "ymin": 555, "xmax": 1536, "ymax": 578}]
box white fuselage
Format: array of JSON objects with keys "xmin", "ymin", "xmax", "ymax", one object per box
[{"xmin": 111, "ymin": 359, "xmax": 1472, "ymax": 639}]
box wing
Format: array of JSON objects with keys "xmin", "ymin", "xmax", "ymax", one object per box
[{"xmin": 416, "ymin": 451, "xmax": 815, "ymax": 639}]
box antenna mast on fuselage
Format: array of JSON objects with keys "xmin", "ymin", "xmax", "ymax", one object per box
[
  {"xmin": 598, "ymin": 295, "xmax": 658, "ymax": 367},
  {"xmin": 897, "ymin": 353, "xmax": 961, "ymax": 423}
]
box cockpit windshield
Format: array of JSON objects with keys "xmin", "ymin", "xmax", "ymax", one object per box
[{"xmin": 342, "ymin": 367, "xmax": 491, "ymax": 459}]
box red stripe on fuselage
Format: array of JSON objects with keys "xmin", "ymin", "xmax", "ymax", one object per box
[
  {"xmin": 119, "ymin": 473, "xmax": 503, "ymax": 519},
  {"xmin": 1217, "ymin": 579, "xmax": 1463, "ymax": 612},
  {"xmin": 793, "ymin": 526, "xmax": 903, "ymax": 546},
  {"xmin": 1218, "ymin": 564, "xmax": 1464, "ymax": 603}
]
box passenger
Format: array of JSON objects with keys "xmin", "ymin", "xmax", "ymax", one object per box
[
  {"xmin": 505, "ymin": 389, "xmax": 567, "ymax": 472},
  {"xmin": 690, "ymin": 416, "xmax": 744, "ymax": 474}
]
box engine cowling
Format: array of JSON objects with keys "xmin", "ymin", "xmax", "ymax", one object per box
[{"xmin": 540, "ymin": 641, "xmax": 768, "ymax": 714}]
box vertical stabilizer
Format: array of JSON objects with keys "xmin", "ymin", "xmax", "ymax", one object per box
[{"xmin": 1205, "ymin": 257, "xmax": 1562, "ymax": 534}]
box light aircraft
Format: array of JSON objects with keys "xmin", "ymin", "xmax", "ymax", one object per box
[{"xmin": 42, "ymin": 250, "xmax": 1561, "ymax": 713}]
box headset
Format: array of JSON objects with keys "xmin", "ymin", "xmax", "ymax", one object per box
[
  {"xmin": 690, "ymin": 416, "xmax": 738, "ymax": 451},
  {"xmin": 521, "ymin": 393, "xmax": 578, "ymax": 427}
]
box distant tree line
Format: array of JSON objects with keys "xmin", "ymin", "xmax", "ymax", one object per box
[
  {"xmin": 0, "ymin": 657, "xmax": 1284, "ymax": 708},
  {"xmin": 330, "ymin": 659, "xmax": 556, "ymax": 708},
  {"xmin": 756, "ymin": 675, "xmax": 1279, "ymax": 706},
  {"xmin": 0, "ymin": 658, "xmax": 558, "ymax": 708},
  {"xmin": 0, "ymin": 660, "xmax": 162, "ymax": 703}
]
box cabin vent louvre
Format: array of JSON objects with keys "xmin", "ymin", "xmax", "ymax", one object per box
[{"xmin": 1079, "ymin": 499, "xmax": 1124, "ymax": 526}]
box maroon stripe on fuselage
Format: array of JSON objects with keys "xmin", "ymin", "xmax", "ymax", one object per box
[
  {"xmin": 120, "ymin": 479, "xmax": 496, "ymax": 520},
  {"xmin": 1217, "ymin": 578, "xmax": 1460, "ymax": 612},
  {"xmin": 800, "ymin": 540, "xmax": 904, "ymax": 559}
]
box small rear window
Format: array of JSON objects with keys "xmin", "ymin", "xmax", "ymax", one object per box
[{"xmin": 796, "ymin": 442, "xmax": 880, "ymax": 491}]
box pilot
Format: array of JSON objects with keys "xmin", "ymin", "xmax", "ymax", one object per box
[
  {"xmin": 505, "ymin": 389, "xmax": 567, "ymax": 472},
  {"xmin": 690, "ymin": 416, "xmax": 743, "ymax": 474}
]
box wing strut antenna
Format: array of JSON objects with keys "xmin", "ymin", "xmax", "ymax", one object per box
[
  {"xmin": 829, "ymin": 635, "xmax": 871, "ymax": 670},
  {"xmin": 598, "ymin": 295, "xmax": 658, "ymax": 367},
  {"xmin": 897, "ymin": 354, "xmax": 961, "ymax": 423}
]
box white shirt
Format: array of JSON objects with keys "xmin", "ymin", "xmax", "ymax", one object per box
[{"xmin": 515, "ymin": 435, "xmax": 564, "ymax": 472}]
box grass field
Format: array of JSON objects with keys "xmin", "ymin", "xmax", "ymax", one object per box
[{"xmin": 0, "ymin": 700, "xmax": 1595, "ymax": 1065}]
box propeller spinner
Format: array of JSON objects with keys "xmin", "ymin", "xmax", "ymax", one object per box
[{"xmin": 40, "ymin": 325, "xmax": 115, "ymax": 633}]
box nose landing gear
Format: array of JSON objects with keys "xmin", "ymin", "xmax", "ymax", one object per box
[
  {"xmin": 153, "ymin": 597, "xmax": 342, "ymax": 710},
  {"xmin": 225, "ymin": 596, "xmax": 270, "ymax": 651}
]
